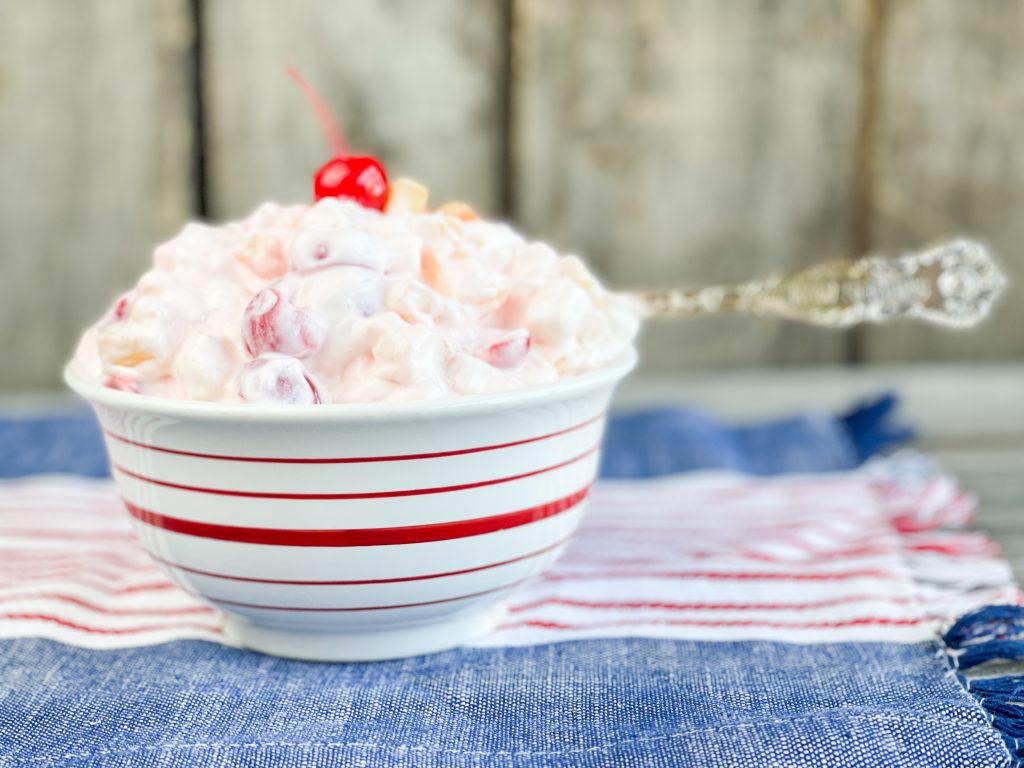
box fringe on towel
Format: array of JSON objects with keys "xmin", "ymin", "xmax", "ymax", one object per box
[{"xmin": 943, "ymin": 605, "xmax": 1024, "ymax": 766}]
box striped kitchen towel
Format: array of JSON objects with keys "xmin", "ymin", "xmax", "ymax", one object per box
[{"xmin": 0, "ymin": 460, "xmax": 1013, "ymax": 650}]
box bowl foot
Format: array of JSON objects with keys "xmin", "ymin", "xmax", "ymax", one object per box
[{"xmin": 222, "ymin": 604, "xmax": 506, "ymax": 662}]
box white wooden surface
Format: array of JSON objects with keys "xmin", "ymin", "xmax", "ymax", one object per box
[
  {"xmin": 203, "ymin": 0, "xmax": 506, "ymax": 220},
  {"xmin": 512, "ymin": 0, "xmax": 862, "ymax": 370},
  {"xmin": 0, "ymin": 0, "xmax": 195, "ymax": 390},
  {"xmin": 1, "ymin": 1, "xmax": 1023, "ymax": 391},
  {"xmin": 862, "ymin": 0, "xmax": 1024, "ymax": 362}
]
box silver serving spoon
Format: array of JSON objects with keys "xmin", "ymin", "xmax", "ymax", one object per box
[{"xmin": 632, "ymin": 239, "xmax": 1006, "ymax": 328}]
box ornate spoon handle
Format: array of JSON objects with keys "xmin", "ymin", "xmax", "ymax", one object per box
[{"xmin": 632, "ymin": 239, "xmax": 1006, "ymax": 328}]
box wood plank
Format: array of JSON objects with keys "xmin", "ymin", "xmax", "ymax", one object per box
[
  {"xmin": 964, "ymin": 469, "xmax": 1024, "ymax": 582},
  {"xmin": 613, "ymin": 364, "xmax": 1024, "ymax": 439},
  {"xmin": 0, "ymin": 0, "xmax": 195, "ymax": 390},
  {"xmin": 203, "ymin": 0, "xmax": 506, "ymax": 220},
  {"xmin": 511, "ymin": 0, "xmax": 866, "ymax": 370},
  {"xmin": 862, "ymin": 0, "xmax": 1024, "ymax": 361}
]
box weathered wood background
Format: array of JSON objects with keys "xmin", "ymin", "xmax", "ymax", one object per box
[{"xmin": 1, "ymin": 0, "xmax": 1021, "ymax": 391}]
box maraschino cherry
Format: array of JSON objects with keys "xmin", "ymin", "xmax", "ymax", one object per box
[
  {"xmin": 482, "ymin": 330, "xmax": 531, "ymax": 369},
  {"xmin": 287, "ymin": 66, "xmax": 389, "ymax": 210},
  {"xmin": 314, "ymin": 156, "xmax": 388, "ymax": 209}
]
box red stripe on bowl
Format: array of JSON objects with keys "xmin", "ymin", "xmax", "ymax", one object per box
[
  {"xmin": 105, "ymin": 411, "xmax": 605, "ymax": 464},
  {"xmin": 201, "ymin": 579, "xmax": 525, "ymax": 612},
  {"xmin": 123, "ymin": 484, "xmax": 591, "ymax": 546},
  {"xmin": 112, "ymin": 444, "xmax": 599, "ymax": 500},
  {"xmin": 150, "ymin": 534, "xmax": 574, "ymax": 585}
]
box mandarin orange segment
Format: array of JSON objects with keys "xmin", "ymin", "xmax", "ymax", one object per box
[{"xmin": 437, "ymin": 201, "xmax": 478, "ymax": 222}]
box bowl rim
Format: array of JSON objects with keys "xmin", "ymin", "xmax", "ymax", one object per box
[{"xmin": 63, "ymin": 349, "xmax": 637, "ymax": 423}]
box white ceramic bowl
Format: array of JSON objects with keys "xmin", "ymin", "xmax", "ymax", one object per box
[{"xmin": 64, "ymin": 353, "xmax": 635, "ymax": 661}]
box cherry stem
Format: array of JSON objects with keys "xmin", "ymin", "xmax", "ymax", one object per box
[{"xmin": 286, "ymin": 65, "xmax": 348, "ymax": 158}]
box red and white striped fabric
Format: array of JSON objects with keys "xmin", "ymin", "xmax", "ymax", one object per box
[{"xmin": 0, "ymin": 463, "xmax": 1016, "ymax": 649}]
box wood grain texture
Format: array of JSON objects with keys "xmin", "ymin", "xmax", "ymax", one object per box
[
  {"xmin": 5, "ymin": 0, "xmax": 1024, "ymax": 399},
  {"xmin": 952, "ymin": 462, "xmax": 1024, "ymax": 581},
  {"xmin": 203, "ymin": 0, "xmax": 506, "ymax": 220},
  {"xmin": 862, "ymin": 0, "xmax": 1024, "ymax": 362},
  {"xmin": 511, "ymin": 0, "xmax": 868, "ymax": 370},
  {"xmin": 0, "ymin": 0, "xmax": 195, "ymax": 390}
]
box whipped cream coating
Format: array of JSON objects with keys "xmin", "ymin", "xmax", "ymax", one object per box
[{"xmin": 73, "ymin": 197, "xmax": 639, "ymax": 404}]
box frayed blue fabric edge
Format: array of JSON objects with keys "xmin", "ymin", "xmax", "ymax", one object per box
[
  {"xmin": 943, "ymin": 605, "xmax": 1024, "ymax": 766},
  {"xmin": 840, "ymin": 393, "xmax": 916, "ymax": 465},
  {"xmin": 599, "ymin": 393, "xmax": 913, "ymax": 479}
]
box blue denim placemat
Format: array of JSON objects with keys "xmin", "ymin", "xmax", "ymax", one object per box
[
  {"xmin": 0, "ymin": 398, "xmax": 1010, "ymax": 768},
  {"xmin": 0, "ymin": 395, "xmax": 911, "ymax": 480},
  {"xmin": 0, "ymin": 636, "xmax": 1004, "ymax": 768},
  {"xmin": 600, "ymin": 393, "xmax": 912, "ymax": 477}
]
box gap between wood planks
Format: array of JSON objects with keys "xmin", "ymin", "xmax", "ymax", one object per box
[
  {"xmin": 847, "ymin": 0, "xmax": 892, "ymax": 365},
  {"xmin": 187, "ymin": 0, "xmax": 208, "ymax": 219},
  {"xmin": 497, "ymin": 0, "xmax": 516, "ymax": 219}
]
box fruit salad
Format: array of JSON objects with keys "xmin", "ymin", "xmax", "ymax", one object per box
[
  {"xmin": 72, "ymin": 177, "xmax": 638, "ymax": 405},
  {"xmin": 71, "ymin": 71, "xmax": 638, "ymax": 405}
]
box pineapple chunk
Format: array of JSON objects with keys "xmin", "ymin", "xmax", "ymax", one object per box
[{"xmin": 385, "ymin": 177, "xmax": 429, "ymax": 214}]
